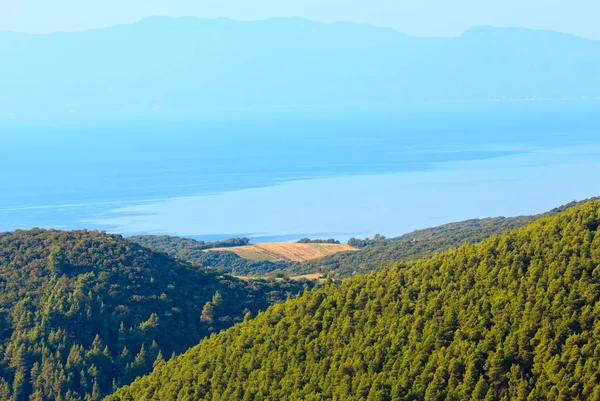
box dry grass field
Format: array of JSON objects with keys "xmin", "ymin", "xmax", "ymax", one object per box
[
  {"xmin": 288, "ymin": 272, "xmax": 326, "ymax": 281},
  {"xmin": 207, "ymin": 242, "xmax": 357, "ymax": 262}
]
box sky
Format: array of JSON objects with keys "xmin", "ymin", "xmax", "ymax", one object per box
[{"xmin": 1, "ymin": 0, "xmax": 600, "ymax": 39}]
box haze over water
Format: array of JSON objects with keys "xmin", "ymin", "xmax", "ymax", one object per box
[{"xmin": 2, "ymin": 101, "xmax": 600, "ymax": 242}]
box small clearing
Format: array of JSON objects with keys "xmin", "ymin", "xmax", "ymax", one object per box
[{"xmin": 206, "ymin": 242, "xmax": 357, "ymax": 262}]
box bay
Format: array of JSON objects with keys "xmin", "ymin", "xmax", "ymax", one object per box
[{"xmin": 1, "ymin": 101, "xmax": 599, "ymax": 240}]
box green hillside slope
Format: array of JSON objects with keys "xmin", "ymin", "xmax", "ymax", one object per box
[
  {"xmin": 284, "ymin": 198, "xmax": 599, "ymax": 278},
  {"xmin": 109, "ymin": 200, "xmax": 600, "ymax": 400},
  {"xmin": 0, "ymin": 229, "xmax": 309, "ymax": 401}
]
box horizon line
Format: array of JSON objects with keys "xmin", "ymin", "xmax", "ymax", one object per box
[{"xmin": 0, "ymin": 15, "xmax": 595, "ymax": 41}]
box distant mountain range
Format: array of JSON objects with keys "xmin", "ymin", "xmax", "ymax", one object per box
[{"xmin": 1, "ymin": 16, "xmax": 599, "ymax": 117}]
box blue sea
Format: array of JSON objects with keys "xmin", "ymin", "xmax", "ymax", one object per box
[{"xmin": 2, "ymin": 101, "xmax": 600, "ymax": 242}]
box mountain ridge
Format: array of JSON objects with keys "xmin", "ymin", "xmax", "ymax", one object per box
[
  {"xmin": 2, "ymin": 16, "xmax": 595, "ymax": 41},
  {"xmin": 2, "ymin": 17, "xmax": 598, "ymax": 117}
]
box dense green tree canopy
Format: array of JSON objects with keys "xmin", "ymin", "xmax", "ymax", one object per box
[
  {"xmin": 296, "ymin": 239, "xmax": 341, "ymax": 244},
  {"xmin": 128, "ymin": 235, "xmax": 250, "ymax": 254},
  {"xmin": 0, "ymin": 229, "xmax": 310, "ymax": 401},
  {"xmin": 109, "ymin": 200, "xmax": 600, "ymax": 400}
]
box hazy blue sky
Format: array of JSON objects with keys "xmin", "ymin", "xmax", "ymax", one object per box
[{"xmin": 2, "ymin": 0, "xmax": 599, "ymax": 39}]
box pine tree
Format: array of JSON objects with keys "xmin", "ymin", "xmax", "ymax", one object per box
[
  {"xmin": 11, "ymin": 369, "xmax": 28, "ymax": 401},
  {"xmin": 200, "ymin": 302, "xmax": 215, "ymax": 324},
  {"xmin": 152, "ymin": 351, "xmax": 165, "ymax": 369},
  {"xmin": 471, "ymin": 377, "xmax": 489, "ymax": 401},
  {"xmin": 0, "ymin": 378, "xmax": 11, "ymax": 400},
  {"xmin": 212, "ymin": 291, "xmax": 223, "ymax": 307}
]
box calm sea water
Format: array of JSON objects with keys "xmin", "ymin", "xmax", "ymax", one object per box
[{"xmin": 2, "ymin": 101, "xmax": 600, "ymax": 241}]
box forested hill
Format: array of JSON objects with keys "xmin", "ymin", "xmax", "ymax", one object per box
[
  {"xmin": 286, "ymin": 197, "xmax": 600, "ymax": 278},
  {"xmin": 109, "ymin": 200, "xmax": 600, "ymax": 400},
  {"xmin": 0, "ymin": 229, "xmax": 310, "ymax": 401},
  {"xmin": 128, "ymin": 235, "xmax": 250, "ymax": 253}
]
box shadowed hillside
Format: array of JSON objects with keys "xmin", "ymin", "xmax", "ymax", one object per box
[{"xmin": 0, "ymin": 229, "xmax": 311, "ymax": 400}]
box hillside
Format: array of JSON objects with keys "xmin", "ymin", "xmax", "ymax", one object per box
[
  {"xmin": 129, "ymin": 235, "xmax": 293, "ymax": 275},
  {"xmin": 0, "ymin": 229, "xmax": 310, "ymax": 401},
  {"xmin": 206, "ymin": 242, "xmax": 357, "ymax": 263},
  {"xmin": 108, "ymin": 200, "xmax": 600, "ymax": 400},
  {"xmin": 132, "ymin": 198, "xmax": 598, "ymax": 279},
  {"xmin": 283, "ymin": 197, "xmax": 600, "ymax": 278},
  {"xmin": 2, "ymin": 17, "xmax": 600, "ymax": 117}
]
